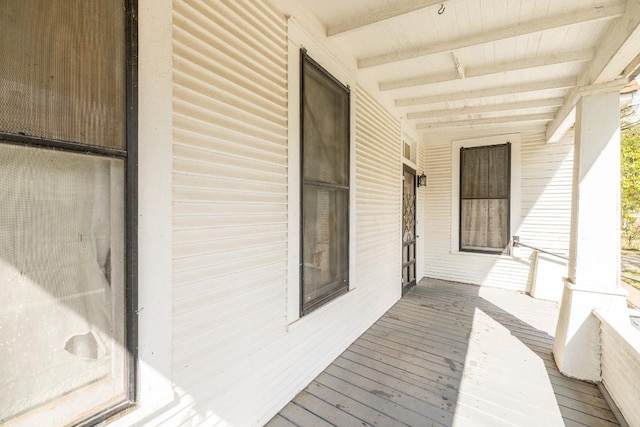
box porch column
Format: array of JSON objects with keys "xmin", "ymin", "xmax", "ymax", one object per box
[{"xmin": 553, "ymin": 89, "xmax": 628, "ymax": 381}]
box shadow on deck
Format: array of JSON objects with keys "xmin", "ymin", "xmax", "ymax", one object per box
[{"xmin": 267, "ymin": 278, "xmax": 620, "ymax": 427}]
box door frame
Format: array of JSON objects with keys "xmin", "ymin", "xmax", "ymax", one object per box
[{"xmin": 402, "ymin": 164, "xmax": 417, "ymax": 295}]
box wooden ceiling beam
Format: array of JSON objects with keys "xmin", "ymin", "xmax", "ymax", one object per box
[
  {"xmin": 420, "ymin": 124, "xmax": 548, "ymax": 137},
  {"xmin": 380, "ymin": 50, "xmax": 594, "ymax": 91},
  {"xmin": 358, "ymin": 2, "xmax": 624, "ymax": 69},
  {"xmin": 622, "ymin": 53, "xmax": 640, "ymax": 79},
  {"xmin": 583, "ymin": 0, "xmax": 640, "ymax": 85},
  {"xmin": 395, "ymin": 78, "xmax": 575, "ymax": 108},
  {"xmin": 546, "ymin": 78, "xmax": 630, "ymax": 142},
  {"xmin": 327, "ymin": 0, "xmax": 449, "ymax": 37},
  {"xmin": 546, "ymin": 0, "xmax": 640, "ymax": 142},
  {"xmin": 406, "ymin": 98, "xmax": 565, "ymax": 120},
  {"xmin": 416, "ymin": 113, "xmax": 555, "ymax": 129},
  {"xmin": 452, "ymin": 52, "xmax": 466, "ymax": 79}
]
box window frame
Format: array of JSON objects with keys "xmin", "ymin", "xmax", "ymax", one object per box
[
  {"xmin": 450, "ymin": 134, "xmax": 521, "ymax": 257},
  {"xmin": 0, "ymin": 1, "xmax": 138, "ymax": 425},
  {"xmin": 459, "ymin": 143, "xmax": 511, "ymax": 254},
  {"xmin": 299, "ymin": 50, "xmax": 351, "ymax": 316}
]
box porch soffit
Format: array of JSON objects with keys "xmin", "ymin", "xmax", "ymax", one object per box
[{"xmin": 300, "ymin": 0, "xmax": 640, "ymax": 141}]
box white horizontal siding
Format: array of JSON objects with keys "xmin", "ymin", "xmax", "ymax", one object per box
[
  {"xmin": 416, "ymin": 133, "xmax": 427, "ymax": 281},
  {"xmin": 164, "ymin": 3, "xmax": 406, "ymax": 426},
  {"xmin": 598, "ymin": 312, "xmax": 640, "ymax": 427},
  {"xmin": 355, "ymin": 87, "xmax": 402, "ymax": 296},
  {"xmin": 193, "ymin": 86, "xmax": 404, "ymax": 426},
  {"xmin": 423, "ymin": 131, "xmax": 573, "ymax": 291},
  {"xmin": 519, "ymin": 132, "xmax": 574, "ymax": 255},
  {"xmin": 171, "ymin": 0, "xmax": 289, "ymax": 420}
]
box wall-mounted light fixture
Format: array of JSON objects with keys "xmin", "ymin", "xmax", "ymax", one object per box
[{"xmin": 417, "ymin": 173, "xmax": 427, "ymax": 187}]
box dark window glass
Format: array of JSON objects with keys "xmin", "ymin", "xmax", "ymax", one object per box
[
  {"xmin": 301, "ymin": 52, "xmax": 350, "ymax": 315},
  {"xmin": 460, "ymin": 144, "xmax": 510, "ymax": 253}
]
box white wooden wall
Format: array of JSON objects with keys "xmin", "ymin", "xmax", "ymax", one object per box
[
  {"xmin": 519, "ymin": 132, "xmax": 574, "ymax": 255},
  {"xmin": 355, "ymin": 86, "xmax": 402, "ymax": 302},
  {"xmin": 422, "ymin": 131, "xmax": 573, "ymax": 291},
  {"xmin": 173, "ymin": 0, "xmax": 289, "ymax": 372},
  {"xmin": 417, "ymin": 131, "xmax": 427, "ymax": 281},
  {"xmin": 598, "ymin": 311, "xmax": 640, "ymax": 427},
  {"xmin": 172, "ymin": 0, "xmax": 289, "ymax": 416},
  {"xmin": 162, "ymin": 1, "xmax": 403, "ymax": 425}
]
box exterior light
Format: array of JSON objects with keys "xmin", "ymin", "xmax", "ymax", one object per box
[{"xmin": 417, "ymin": 173, "xmax": 427, "ymax": 187}]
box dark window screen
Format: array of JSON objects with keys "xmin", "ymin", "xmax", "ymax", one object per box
[
  {"xmin": 300, "ymin": 52, "xmax": 350, "ymax": 315},
  {"xmin": 0, "ymin": 0, "xmax": 126, "ymax": 149},
  {"xmin": 460, "ymin": 143, "xmax": 510, "ymax": 253},
  {"xmin": 0, "ymin": 1, "xmax": 132, "ymax": 425}
]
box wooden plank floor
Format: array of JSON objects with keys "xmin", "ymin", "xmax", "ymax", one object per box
[{"xmin": 267, "ymin": 278, "xmax": 620, "ymax": 427}]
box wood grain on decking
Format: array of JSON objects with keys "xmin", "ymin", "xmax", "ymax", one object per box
[{"xmin": 267, "ymin": 278, "xmax": 620, "ymax": 427}]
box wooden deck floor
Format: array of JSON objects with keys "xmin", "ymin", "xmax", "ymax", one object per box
[{"xmin": 267, "ymin": 278, "xmax": 620, "ymax": 427}]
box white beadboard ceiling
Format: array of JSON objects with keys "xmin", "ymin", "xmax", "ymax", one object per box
[{"xmin": 300, "ymin": 0, "xmax": 640, "ymax": 141}]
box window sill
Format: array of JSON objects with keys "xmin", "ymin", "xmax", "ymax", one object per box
[
  {"xmin": 107, "ymin": 393, "xmax": 176, "ymax": 427},
  {"xmin": 287, "ymin": 286, "xmax": 358, "ymax": 332},
  {"xmin": 449, "ymin": 250, "xmax": 512, "ymax": 260}
]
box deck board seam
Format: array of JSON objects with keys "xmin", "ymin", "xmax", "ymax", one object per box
[{"xmin": 267, "ymin": 279, "xmax": 619, "ymax": 427}]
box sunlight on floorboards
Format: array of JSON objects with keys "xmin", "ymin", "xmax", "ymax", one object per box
[{"xmin": 267, "ymin": 278, "xmax": 619, "ymax": 427}]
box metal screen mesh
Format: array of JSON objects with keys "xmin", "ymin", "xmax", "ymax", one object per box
[
  {"xmin": 301, "ymin": 54, "xmax": 350, "ymax": 313},
  {"xmin": 0, "ymin": 143, "xmax": 126, "ymax": 421},
  {"xmin": 0, "ymin": 0, "xmax": 126, "ymax": 149},
  {"xmin": 460, "ymin": 144, "xmax": 510, "ymax": 252}
]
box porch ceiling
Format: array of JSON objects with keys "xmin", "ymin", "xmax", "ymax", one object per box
[{"xmin": 301, "ymin": 0, "xmax": 640, "ymax": 141}]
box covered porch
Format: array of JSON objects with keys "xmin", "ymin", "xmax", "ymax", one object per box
[
  {"xmin": 132, "ymin": 0, "xmax": 640, "ymax": 425},
  {"xmin": 269, "ymin": 278, "xmax": 619, "ymax": 427},
  {"xmin": 8, "ymin": 0, "xmax": 640, "ymax": 425}
]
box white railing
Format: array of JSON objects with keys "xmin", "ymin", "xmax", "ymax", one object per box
[
  {"xmin": 594, "ymin": 309, "xmax": 640, "ymax": 427},
  {"xmin": 512, "ymin": 236, "xmax": 569, "ymax": 302}
]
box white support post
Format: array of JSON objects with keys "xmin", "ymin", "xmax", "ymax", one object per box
[{"xmin": 553, "ymin": 90, "xmax": 628, "ymax": 381}]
